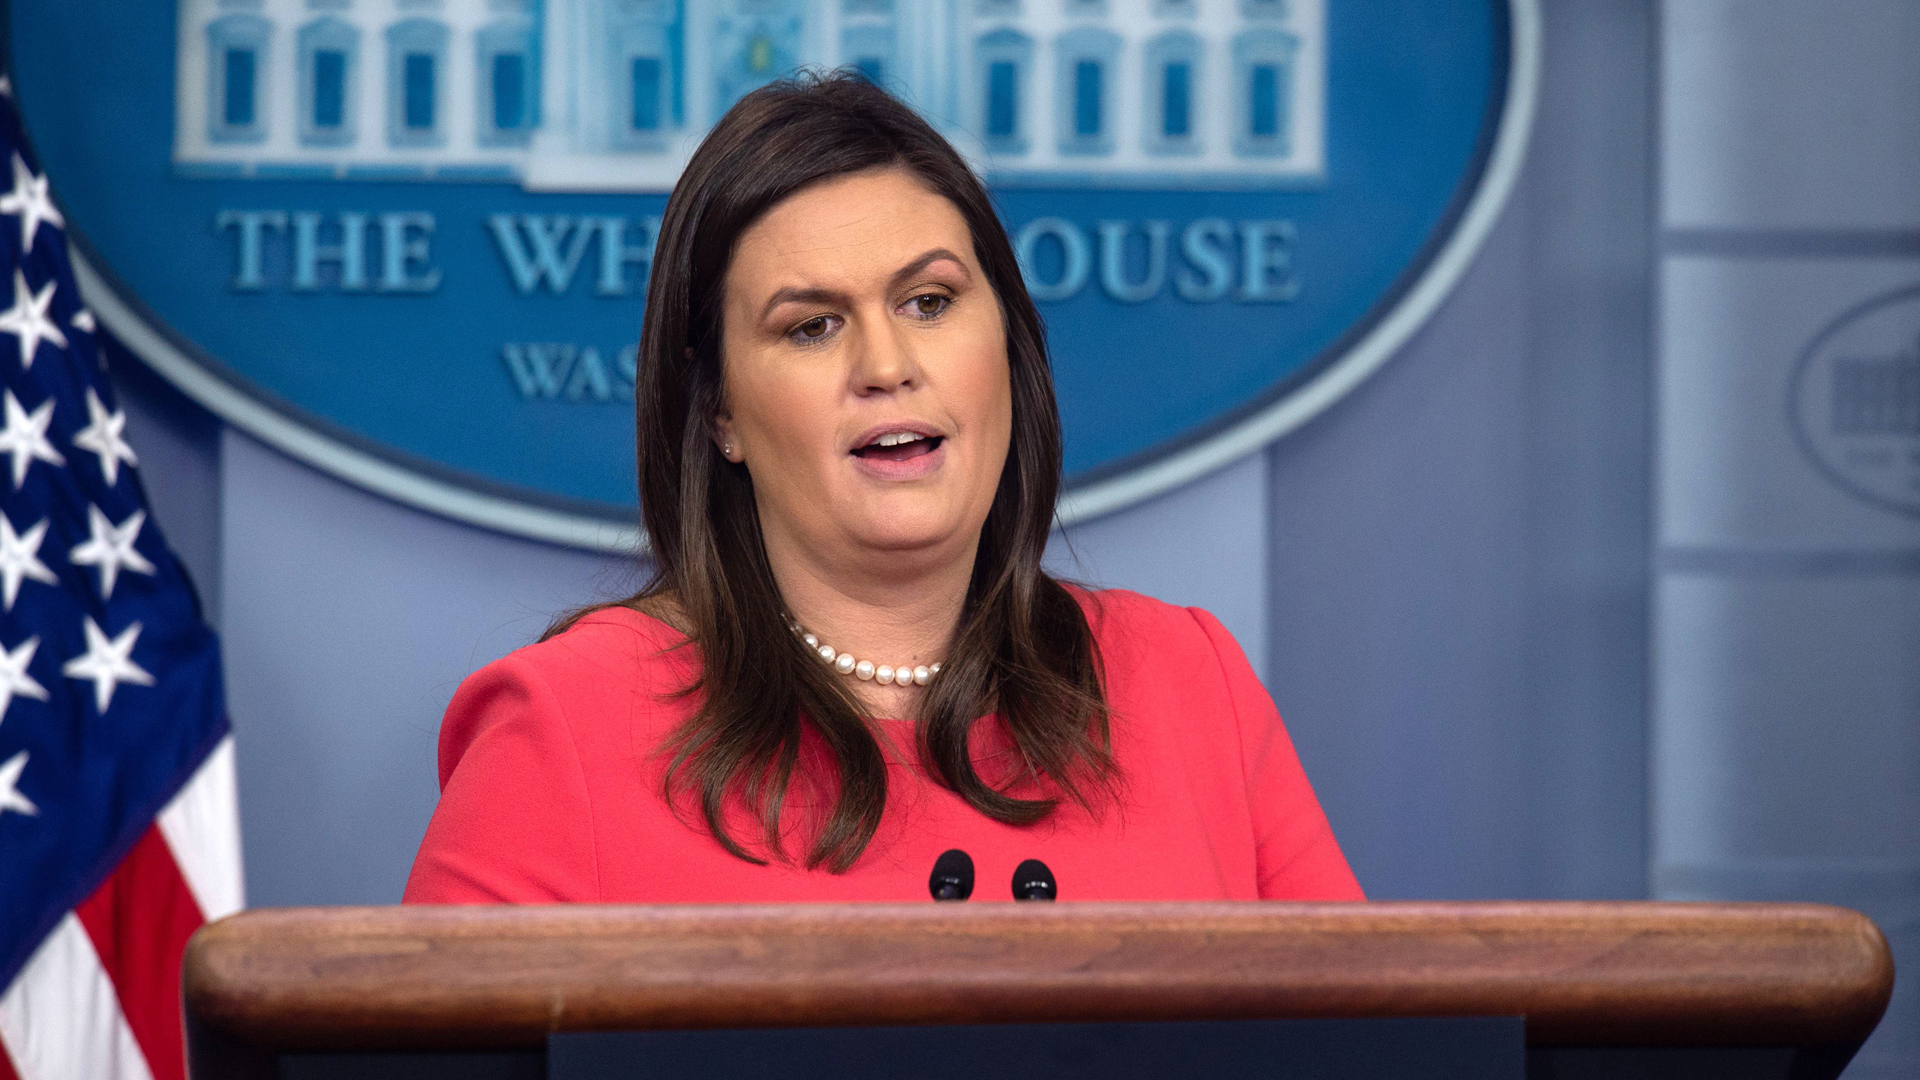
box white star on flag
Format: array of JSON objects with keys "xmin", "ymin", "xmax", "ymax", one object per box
[
  {"xmin": 72, "ymin": 388, "xmax": 137, "ymax": 486},
  {"xmin": 62, "ymin": 617, "xmax": 155, "ymax": 713},
  {"xmin": 69, "ymin": 505, "xmax": 156, "ymax": 601},
  {"xmin": 0, "ymin": 635, "xmax": 48, "ymax": 723},
  {"xmin": 0, "ymin": 749, "xmax": 34, "ymax": 817},
  {"xmin": 0, "ymin": 512, "xmax": 57, "ymax": 610},
  {"xmin": 0, "ymin": 268, "xmax": 66, "ymax": 369},
  {"xmin": 0, "ymin": 388, "xmax": 64, "ymax": 487},
  {"xmin": 0, "ymin": 154, "xmax": 65, "ymax": 255},
  {"xmin": 71, "ymin": 308, "xmax": 95, "ymax": 332}
]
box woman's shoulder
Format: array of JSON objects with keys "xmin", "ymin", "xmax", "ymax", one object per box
[
  {"xmin": 1064, "ymin": 584, "xmax": 1228, "ymax": 658},
  {"xmin": 435, "ymin": 604, "xmax": 692, "ymax": 782},
  {"xmin": 522, "ymin": 599, "xmax": 695, "ymax": 668},
  {"xmin": 451, "ymin": 603, "xmax": 693, "ymax": 724}
]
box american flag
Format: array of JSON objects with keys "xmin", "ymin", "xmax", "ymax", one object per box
[{"xmin": 0, "ymin": 79, "xmax": 242, "ymax": 1080}]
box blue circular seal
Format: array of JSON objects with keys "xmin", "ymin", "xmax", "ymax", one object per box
[{"xmin": 10, "ymin": 0, "xmax": 1536, "ymax": 549}]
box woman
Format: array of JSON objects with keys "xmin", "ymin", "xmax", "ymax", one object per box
[{"xmin": 404, "ymin": 74, "xmax": 1361, "ymax": 903}]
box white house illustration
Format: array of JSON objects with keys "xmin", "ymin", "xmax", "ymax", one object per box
[{"xmin": 173, "ymin": 0, "xmax": 1325, "ymax": 190}]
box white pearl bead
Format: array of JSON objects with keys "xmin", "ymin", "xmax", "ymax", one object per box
[
  {"xmin": 803, "ymin": 633, "xmax": 818, "ymax": 648},
  {"xmin": 929, "ymin": 662, "xmax": 942, "ymax": 676},
  {"xmin": 835, "ymin": 653, "xmax": 856, "ymax": 674},
  {"xmin": 875, "ymin": 665, "xmax": 895, "ymax": 685},
  {"xmin": 913, "ymin": 665, "xmax": 931, "ymax": 685},
  {"xmin": 854, "ymin": 660, "xmax": 875, "ymax": 681},
  {"xmin": 817, "ymin": 645, "xmax": 836, "ymax": 663}
]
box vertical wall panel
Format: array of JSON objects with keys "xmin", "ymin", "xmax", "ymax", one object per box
[
  {"xmin": 1659, "ymin": 257, "xmax": 1920, "ymax": 550},
  {"xmin": 1653, "ymin": 576, "xmax": 1920, "ymax": 864},
  {"xmin": 1655, "ymin": 1, "xmax": 1920, "ymax": 1073},
  {"xmin": 1662, "ymin": 0, "xmax": 1920, "ymax": 230}
]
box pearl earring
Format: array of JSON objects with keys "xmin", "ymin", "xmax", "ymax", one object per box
[{"xmin": 723, "ymin": 441, "xmax": 733, "ymax": 458}]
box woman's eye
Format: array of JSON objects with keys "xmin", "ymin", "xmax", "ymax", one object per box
[
  {"xmin": 789, "ymin": 315, "xmax": 839, "ymax": 344},
  {"xmin": 906, "ymin": 293, "xmax": 950, "ymax": 319}
]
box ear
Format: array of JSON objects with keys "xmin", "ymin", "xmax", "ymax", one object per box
[
  {"xmin": 703, "ymin": 347, "xmax": 742, "ymax": 463},
  {"xmin": 711, "ymin": 411, "xmax": 740, "ymax": 463}
]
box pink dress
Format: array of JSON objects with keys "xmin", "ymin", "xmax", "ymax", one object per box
[{"xmin": 403, "ymin": 588, "xmax": 1364, "ymax": 903}]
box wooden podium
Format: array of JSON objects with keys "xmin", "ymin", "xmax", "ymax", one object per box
[{"xmin": 182, "ymin": 901, "xmax": 1893, "ymax": 1080}]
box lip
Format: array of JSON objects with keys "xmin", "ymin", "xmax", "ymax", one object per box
[
  {"xmin": 847, "ymin": 421, "xmax": 948, "ymax": 453},
  {"xmin": 847, "ymin": 421, "xmax": 949, "ymax": 482}
]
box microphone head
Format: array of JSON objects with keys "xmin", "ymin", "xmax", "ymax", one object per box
[
  {"xmin": 929, "ymin": 848, "xmax": 975, "ymax": 901},
  {"xmin": 1011, "ymin": 858, "xmax": 1057, "ymax": 901}
]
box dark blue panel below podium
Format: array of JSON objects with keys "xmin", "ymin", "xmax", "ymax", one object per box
[{"xmin": 548, "ymin": 1018, "xmax": 1525, "ymax": 1080}]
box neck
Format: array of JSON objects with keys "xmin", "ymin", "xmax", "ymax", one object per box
[{"xmin": 761, "ymin": 528, "xmax": 976, "ymax": 676}]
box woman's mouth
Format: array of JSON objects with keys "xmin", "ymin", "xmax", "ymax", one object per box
[{"xmin": 851, "ymin": 432, "xmax": 945, "ymax": 462}]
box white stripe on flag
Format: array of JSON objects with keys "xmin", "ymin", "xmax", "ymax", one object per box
[
  {"xmin": 155, "ymin": 736, "xmax": 245, "ymax": 921},
  {"xmin": 0, "ymin": 914, "xmax": 157, "ymax": 1080}
]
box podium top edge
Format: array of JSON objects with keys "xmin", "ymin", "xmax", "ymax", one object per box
[{"xmin": 183, "ymin": 900, "xmax": 1894, "ymax": 1054}]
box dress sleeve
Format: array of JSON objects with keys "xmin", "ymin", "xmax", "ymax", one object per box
[
  {"xmin": 1188, "ymin": 608, "xmax": 1365, "ymax": 901},
  {"xmin": 402, "ymin": 653, "xmax": 602, "ymax": 903}
]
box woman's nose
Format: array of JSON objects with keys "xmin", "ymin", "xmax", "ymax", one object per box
[{"xmin": 849, "ymin": 316, "xmax": 919, "ymax": 395}]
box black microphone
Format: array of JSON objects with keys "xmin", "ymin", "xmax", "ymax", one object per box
[
  {"xmin": 929, "ymin": 849, "xmax": 974, "ymax": 901},
  {"xmin": 1011, "ymin": 858, "xmax": 1057, "ymax": 901}
]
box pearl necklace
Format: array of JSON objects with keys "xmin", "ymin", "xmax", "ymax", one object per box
[{"xmin": 789, "ymin": 620, "xmax": 942, "ymax": 687}]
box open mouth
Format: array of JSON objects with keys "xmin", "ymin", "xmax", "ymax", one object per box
[{"xmin": 851, "ymin": 432, "xmax": 946, "ymax": 462}]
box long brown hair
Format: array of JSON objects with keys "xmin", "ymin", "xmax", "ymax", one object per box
[{"xmin": 553, "ymin": 72, "xmax": 1112, "ymax": 872}]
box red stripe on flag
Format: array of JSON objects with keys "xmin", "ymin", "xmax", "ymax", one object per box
[
  {"xmin": 0, "ymin": 1033, "xmax": 20, "ymax": 1080},
  {"xmin": 74, "ymin": 825, "xmax": 207, "ymax": 1080}
]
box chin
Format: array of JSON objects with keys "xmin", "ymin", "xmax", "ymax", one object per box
[
  {"xmin": 852, "ymin": 520, "xmax": 961, "ymax": 554},
  {"xmin": 847, "ymin": 503, "xmax": 968, "ymax": 555}
]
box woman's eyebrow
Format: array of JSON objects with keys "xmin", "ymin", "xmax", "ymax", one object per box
[
  {"xmin": 758, "ymin": 248, "xmax": 971, "ymax": 323},
  {"xmin": 760, "ymin": 285, "xmax": 843, "ymax": 322},
  {"xmin": 888, "ymin": 247, "xmax": 970, "ymax": 291}
]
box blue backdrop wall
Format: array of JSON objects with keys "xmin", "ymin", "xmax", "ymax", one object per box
[{"xmin": 104, "ymin": 3, "xmax": 1914, "ymax": 1075}]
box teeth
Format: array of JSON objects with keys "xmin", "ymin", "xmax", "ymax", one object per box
[{"xmin": 873, "ymin": 432, "xmax": 925, "ymax": 447}]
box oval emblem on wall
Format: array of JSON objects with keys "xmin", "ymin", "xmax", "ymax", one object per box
[
  {"xmin": 1791, "ymin": 285, "xmax": 1920, "ymax": 518},
  {"xmin": 10, "ymin": 0, "xmax": 1536, "ymax": 549}
]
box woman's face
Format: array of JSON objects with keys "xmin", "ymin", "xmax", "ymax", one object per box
[{"xmin": 715, "ymin": 167, "xmax": 1013, "ymax": 576}]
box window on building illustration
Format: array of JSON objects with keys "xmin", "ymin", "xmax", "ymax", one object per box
[
  {"xmin": 477, "ymin": 18, "xmax": 537, "ymax": 146},
  {"xmin": 404, "ymin": 54, "xmax": 435, "ymax": 128},
  {"xmin": 987, "ymin": 61, "xmax": 1018, "ymax": 138},
  {"xmin": 312, "ymin": 51, "xmax": 346, "ymax": 128},
  {"xmin": 208, "ymin": 14, "xmax": 271, "ymax": 143},
  {"xmin": 493, "ymin": 54, "xmax": 526, "ymax": 130},
  {"xmin": 386, "ymin": 19, "xmax": 448, "ymax": 147},
  {"xmin": 632, "ymin": 56, "xmax": 663, "ymax": 130},
  {"xmin": 1232, "ymin": 29, "xmax": 1296, "ymax": 156},
  {"xmin": 226, "ymin": 49, "xmax": 257, "ymax": 127},
  {"xmin": 1145, "ymin": 30, "xmax": 1201, "ymax": 155},
  {"xmin": 854, "ymin": 56, "xmax": 885, "ymax": 84},
  {"xmin": 1249, "ymin": 64, "xmax": 1278, "ymax": 136},
  {"xmin": 1055, "ymin": 28, "xmax": 1119, "ymax": 155},
  {"xmin": 1073, "ymin": 60, "xmax": 1101, "ymax": 137},
  {"xmin": 977, "ymin": 29, "xmax": 1032, "ymax": 153},
  {"xmin": 1240, "ymin": 0, "xmax": 1285, "ymax": 16},
  {"xmin": 298, "ymin": 18, "xmax": 357, "ymax": 146},
  {"xmin": 606, "ymin": 6, "xmax": 682, "ymax": 149},
  {"xmin": 1162, "ymin": 61, "xmax": 1189, "ymax": 137}
]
